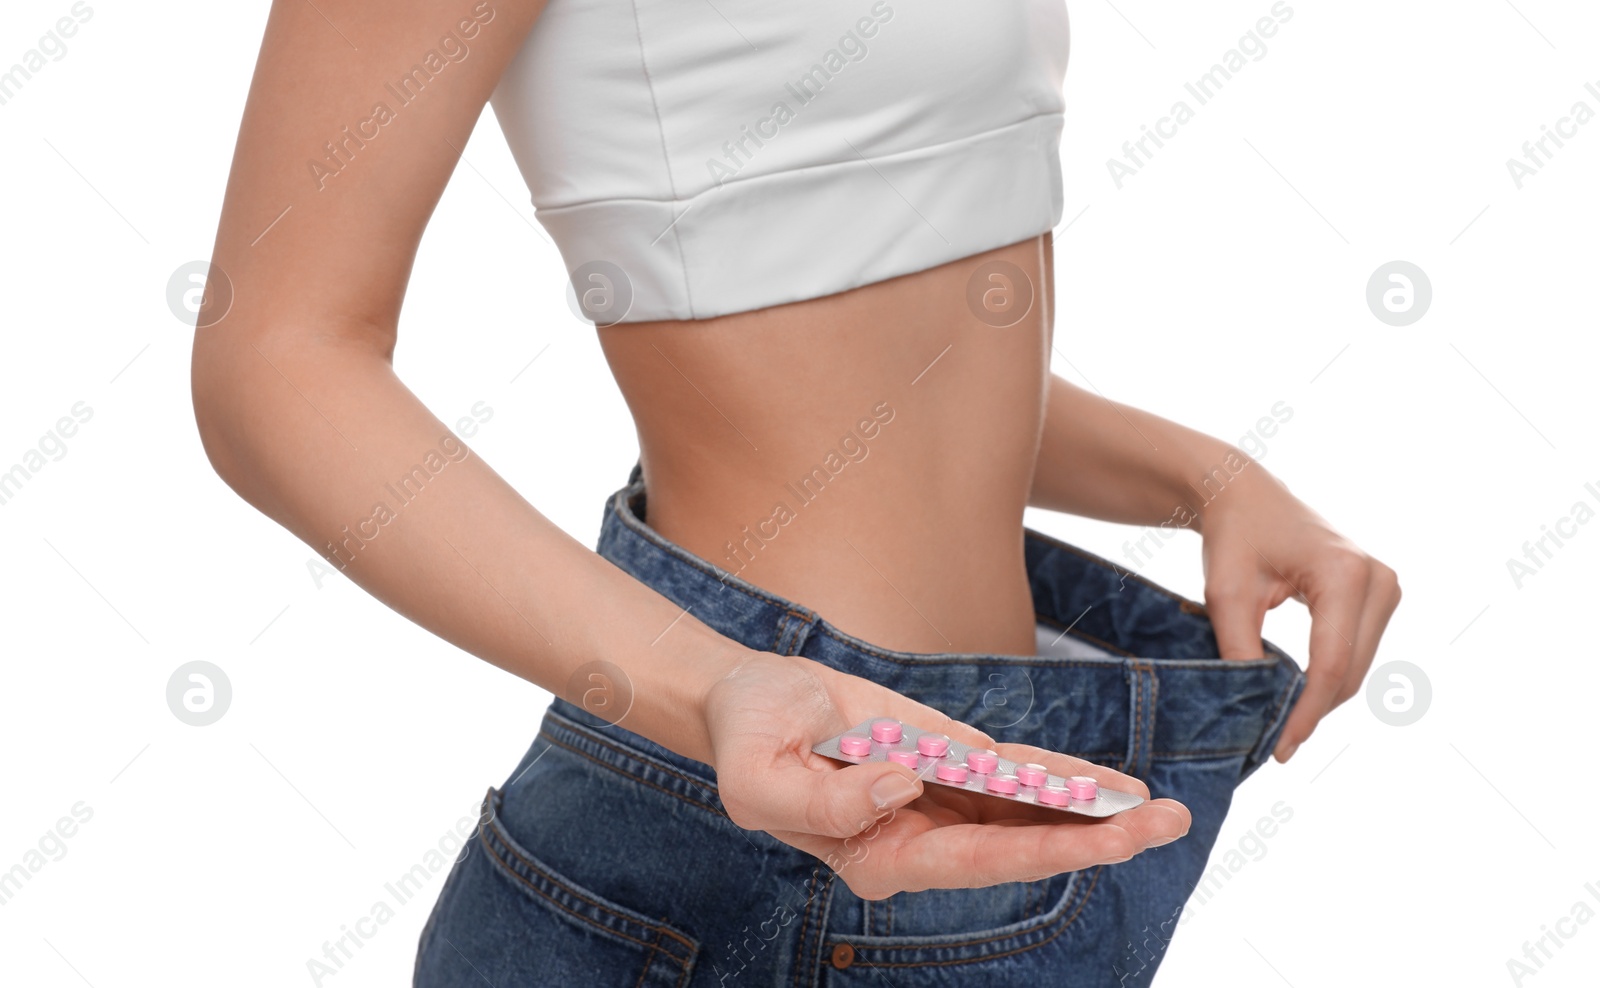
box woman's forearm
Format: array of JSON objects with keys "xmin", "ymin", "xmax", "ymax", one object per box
[
  {"xmin": 192, "ymin": 332, "xmax": 745, "ymax": 766},
  {"xmin": 1028, "ymin": 374, "xmax": 1268, "ymax": 531}
]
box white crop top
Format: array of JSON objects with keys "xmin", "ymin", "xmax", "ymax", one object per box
[{"xmin": 490, "ymin": 0, "xmax": 1070, "ymax": 323}]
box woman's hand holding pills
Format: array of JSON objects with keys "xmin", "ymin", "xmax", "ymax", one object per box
[{"xmin": 704, "ymin": 651, "xmax": 1191, "ymax": 900}]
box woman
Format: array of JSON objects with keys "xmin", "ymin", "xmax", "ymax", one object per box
[{"xmin": 191, "ymin": 1, "xmax": 1399, "ymax": 984}]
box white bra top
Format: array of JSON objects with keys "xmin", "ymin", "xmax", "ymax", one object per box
[{"xmin": 490, "ymin": 0, "xmax": 1070, "ymax": 324}]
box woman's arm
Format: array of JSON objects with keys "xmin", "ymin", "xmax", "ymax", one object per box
[
  {"xmin": 1029, "ymin": 375, "xmax": 1401, "ymax": 762},
  {"xmin": 192, "ymin": 0, "xmax": 1189, "ymax": 896},
  {"xmin": 191, "ymin": 0, "xmax": 745, "ymax": 765},
  {"xmin": 1028, "ymin": 374, "xmax": 1242, "ymax": 528}
]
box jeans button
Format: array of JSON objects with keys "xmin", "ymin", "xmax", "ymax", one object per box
[{"xmin": 830, "ymin": 943, "xmax": 856, "ymax": 970}]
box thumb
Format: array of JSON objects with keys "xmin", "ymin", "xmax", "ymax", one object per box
[
  {"xmin": 723, "ymin": 756, "xmax": 924, "ymax": 839},
  {"xmin": 1204, "ymin": 585, "xmax": 1267, "ymax": 660}
]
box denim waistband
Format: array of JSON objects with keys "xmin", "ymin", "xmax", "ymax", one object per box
[{"xmin": 557, "ymin": 469, "xmax": 1304, "ymax": 790}]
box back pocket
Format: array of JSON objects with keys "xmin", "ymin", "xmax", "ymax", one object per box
[{"xmin": 421, "ymin": 787, "xmax": 700, "ymax": 988}]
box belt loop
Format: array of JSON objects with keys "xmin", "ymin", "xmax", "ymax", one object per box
[
  {"xmin": 772, "ymin": 608, "xmax": 820, "ymax": 656},
  {"xmin": 1123, "ymin": 660, "xmax": 1157, "ymax": 779}
]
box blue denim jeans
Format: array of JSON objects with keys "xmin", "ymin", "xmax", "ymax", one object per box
[{"xmin": 415, "ymin": 470, "xmax": 1304, "ymax": 987}]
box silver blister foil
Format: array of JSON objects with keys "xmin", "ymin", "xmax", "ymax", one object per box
[{"xmin": 813, "ymin": 718, "xmax": 1145, "ymax": 818}]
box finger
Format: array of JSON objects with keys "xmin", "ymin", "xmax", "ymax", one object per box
[
  {"xmin": 1275, "ymin": 566, "xmax": 1367, "ymax": 761},
  {"xmin": 1334, "ymin": 564, "xmax": 1402, "ymax": 706},
  {"xmin": 883, "ymin": 799, "xmax": 1192, "ymax": 893},
  {"xmin": 719, "ymin": 748, "xmax": 928, "ymax": 840},
  {"xmin": 1203, "ymin": 568, "xmax": 1268, "ymax": 660}
]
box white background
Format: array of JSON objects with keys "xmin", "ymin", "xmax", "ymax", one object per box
[{"xmin": 2, "ymin": 1, "xmax": 1597, "ymax": 985}]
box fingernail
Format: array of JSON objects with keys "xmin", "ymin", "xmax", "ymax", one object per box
[
  {"xmin": 1281, "ymin": 741, "xmax": 1300, "ymax": 762},
  {"xmin": 870, "ymin": 774, "xmax": 920, "ymax": 810},
  {"xmin": 1148, "ymin": 835, "xmax": 1179, "ymax": 847}
]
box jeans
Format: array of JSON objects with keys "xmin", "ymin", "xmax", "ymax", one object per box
[{"xmin": 415, "ymin": 469, "xmax": 1305, "ymax": 987}]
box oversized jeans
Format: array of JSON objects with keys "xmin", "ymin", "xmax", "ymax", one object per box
[{"xmin": 415, "ymin": 470, "xmax": 1305, "ymax": 987}]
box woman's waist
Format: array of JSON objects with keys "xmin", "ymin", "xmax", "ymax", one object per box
[
  {"xmin": 640, "ymin": 461, "xmax": 1040, "ymax": 655},
  {"xmin": 599, "ymin": 236, "xmax": 1057, "ymax": 652}
]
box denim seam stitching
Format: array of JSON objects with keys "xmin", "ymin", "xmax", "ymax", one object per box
[
  {"xmin": 1139, "ymin": 662, "xmax": 1159, "ymax": 778},
  {"xmin": 841, "ymin": 866, "xmax": 1101, "ymax": 965},
  {"xmin": 792, "ymin": 868, "xmax": 822, "ymax": 988},
  {"xmin": 547, "ymin": 710, "xmax": 719, "ymax": 791},
  {"xmin": 1151, "ymin": 747, "xmax": 1255, "ymax": 759},
  {"xmin": 839, "ymin": 874, "xmax": 1088, "ymax": 955},
  {"xmin": 631, "ymin": 929, "xmax": 658, "ymax": 988},
  {"xmin": 538, "ymin": 727, "xmax": 724, "ymax": 819},
  {"xmin": 478, "ymin": 790, "xmax": 698, "ymax": 963},
  {"xmin": 1122, "ymin": 663, "xmax": 1139, "ymax": 776}
]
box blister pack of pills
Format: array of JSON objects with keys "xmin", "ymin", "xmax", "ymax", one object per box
[{"xmin": 813, "ymin": 718, "xmax": 1144, "ymax": 818}]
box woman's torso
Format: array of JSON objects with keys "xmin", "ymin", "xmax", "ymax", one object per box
[{"xmin": 599, "ymin": 236, "xmax": 1054, "ymax": 656}]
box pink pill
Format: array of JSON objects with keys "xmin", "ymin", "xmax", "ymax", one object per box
[
  {"xmin": 916, "ymin": 733, "xmax": 951, "ymax": 757},
  {"xmin": 1037, "ymin": 785, "xmax": 1071, "ymax": 806},
  {"xmin": 1065, "ymin": 776, "xmax": 1099, "ymax": 800},
  {"xmin": 965, "ymin": 749, "xmax": 999, "ymax": 774},
  {"xmin": 870, "ymin": 719, "xmax": 903, "ymax": 744},
  {"xmin": 839, "ymin": 734, "xmax": 872, "ymax": 756},
  {"xmin": 985, "ymin": 774, "xmax": 1020, "ymax": 795},
  {"xmin": 888, "ymin": 750, "xmax": 920, "ymax": 768},
  {"xmin": 1015, "ymin": 763, "xmax": 1049, "ymax": 787},
  {"xmin": 935, "ymin": 762, "xmax": 969, "ymax": 783}
]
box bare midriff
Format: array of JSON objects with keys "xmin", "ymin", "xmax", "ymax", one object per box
[{"xmin": 597, "ymin": 235, "xmax": 1054, "ymax": 657}]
